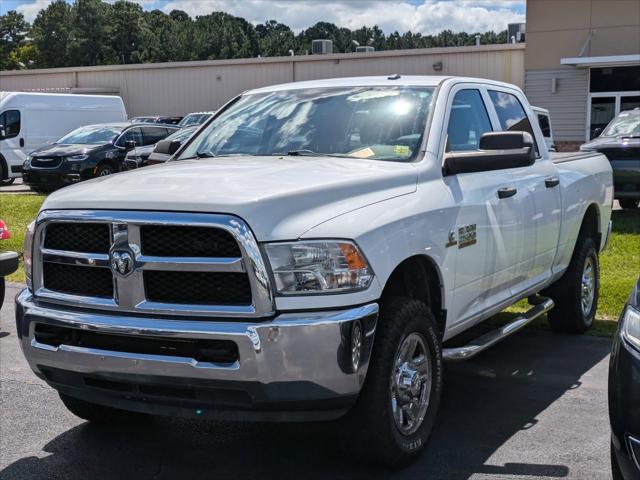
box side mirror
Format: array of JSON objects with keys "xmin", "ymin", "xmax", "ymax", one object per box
[
  {"xmin": 124, "ymin": 140, "xmax": 136, "ymax": 150},
  {"xmin": 153, "ymin": 139, "xmax": 181, "ymax": 156},
  {"xmin": 443, "ymin": 131, "xmax": 536, "ymax": 176},
  {"xmin": 592, "ymin": 127, "xmax": 602, "ymax": 138}
]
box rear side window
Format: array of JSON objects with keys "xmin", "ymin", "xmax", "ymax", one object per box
[
  {"xmin": 0, "ymin": 110, "xmax": 21, "ymax": 139},
  {"xmin": 537, "ymin": 114, "xmax": 551, "ymax": 137},
  {"xmin": 488, "ymin": 90, "xmax": 535, "ymax": 137},
  {"xmin": 446, "ymin": 89, "xmax": 493, "ymax": 152},
  {"xmin": 142, "ymin": 127, "xmax": 172, "ymax": 146}
]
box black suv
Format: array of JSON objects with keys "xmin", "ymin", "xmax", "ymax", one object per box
[{"xmin": 22, "ymin": 122, "xmax": 178, "ymax": 191}]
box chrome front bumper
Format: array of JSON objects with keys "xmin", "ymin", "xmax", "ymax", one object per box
[{"xmin": 16, "ymin": 290, "xmax": 378, "ymax": 420}]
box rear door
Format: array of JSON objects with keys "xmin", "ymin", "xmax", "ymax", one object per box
[
  {"xmin": 486, "ymin": 88, "xmax": 562, "ymax": 294},
  {"xmin": 442, "ymin": 85, "xmax": 524, "ymax": 327}
]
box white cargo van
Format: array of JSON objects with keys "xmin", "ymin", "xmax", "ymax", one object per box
[{"xmin": 0, "ymin": 92, "xmax": 127, "ymax": 184}]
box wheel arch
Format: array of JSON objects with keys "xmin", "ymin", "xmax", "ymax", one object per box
[
  {"xmin": 380, "ymin": 254, "xmax": 447, "ymax": 337},
  {"xmin": 579, "ymin": 202, "xmax": 602, "ymax": 248}
]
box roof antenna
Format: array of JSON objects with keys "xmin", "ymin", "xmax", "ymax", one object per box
[{"xmin": 387, "ymin": 74, "xmax": 401, "ymax": 80}]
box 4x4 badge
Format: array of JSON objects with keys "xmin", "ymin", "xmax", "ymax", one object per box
[{"xmin": 445, "ymin": 229, "xmax": 457, "ymax": 248}]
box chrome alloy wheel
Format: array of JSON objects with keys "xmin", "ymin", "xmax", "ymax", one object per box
[
  {"xmin": 581, "ymin": 256, "xmax": 595, "ymax": 316},
  {"xmin": 99, "ymin": 168, "xmax": 112, "ymax": 177},
  {"xmin": 390, "ymin": 332, "xmax": 432, "ymax": 435}
]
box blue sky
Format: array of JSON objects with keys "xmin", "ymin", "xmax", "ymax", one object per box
[{"xmin": 2, "ymin": 0, "xmax": 526, "ymax": 34}]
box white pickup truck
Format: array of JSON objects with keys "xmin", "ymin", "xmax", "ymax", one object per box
[{"xmin": 16, "ymin": 76, "xmax": 613, "ymax": 467}]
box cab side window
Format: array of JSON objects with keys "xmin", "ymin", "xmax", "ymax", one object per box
[
  {"xmin": 0, "ymin": 110, "xmax": 21, "ymax": 139},
  {"xmin": 141, "ymin": 127, "xmax": 171, "ymax": 146},
  {"xmin": 446, "ymin": 90, "xmax": 493, "ymax": 152},
  {"xmin": 538, "ymin": 114, "xmax": 551, "ymax": 137},
  {"xmin": 118, "ymin": 127, "xmax": 143, "ymax": 147}
]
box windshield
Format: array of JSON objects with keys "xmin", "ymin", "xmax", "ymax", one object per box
[
  {"xmin": 179, "ymin": 114, "xmax": 211, "ymax": 127},
  {"xmin": 57, "ymin": 125, "xmax": 121, "ymax": 144},
  {"xmin": 167, "ymin": 126, "xmax": 198, "ymax": 143},
  {"xmin": 603, "ymin": 110, "xmax": 640, "ymax": 136},
  {"xmin": 179, "ymin": 86, "xmax": 435, "ymax": 162}
]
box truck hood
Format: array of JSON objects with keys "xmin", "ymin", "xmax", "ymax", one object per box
[{"xmin": 42, "ymin": 156, "xmax": 418, "ymax": 240}]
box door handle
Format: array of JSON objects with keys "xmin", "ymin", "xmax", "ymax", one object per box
[
  {"xmin": 545, "ymin": 176, "xmax": 560, "ymax": 188},
  {"xmin": 497, "ymin": 186, "xmax": 517, "ymax": 199},
  {"xmin": 19, "ymin": 138, "xmax": 24, "ymax": 147}
]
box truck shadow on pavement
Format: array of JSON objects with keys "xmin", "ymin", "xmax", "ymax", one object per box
[{"xmin": 1, "ymin": 331, "xmax": 610, "ymax": 480}]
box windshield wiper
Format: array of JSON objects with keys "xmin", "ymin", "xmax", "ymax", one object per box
[{"xmin": 284, "ymin": 149, "xmax": 350, "ymax": 158}]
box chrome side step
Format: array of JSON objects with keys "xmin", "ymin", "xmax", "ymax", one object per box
[{"xmin": 442, "ymin": 296, "xmax": 554, "ymax": 362}]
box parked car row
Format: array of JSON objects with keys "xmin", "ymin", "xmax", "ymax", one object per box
[{"xmin": 21, "ymin": 122, "xmax": 180, "ymax": 191}]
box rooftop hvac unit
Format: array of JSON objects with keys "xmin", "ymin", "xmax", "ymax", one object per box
[
  {"xmin": 355, "ymin": 46, "xmax": 375, "ymax": 53},
  {"xmin": 508, "ymin": 23, "xmax": 526, "ymax": 43},
  {"xmin": 312, "ymin": 39, "xmax": 333, "ymax": 55}
]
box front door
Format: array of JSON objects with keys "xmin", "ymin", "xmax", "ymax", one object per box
[{"xmin": 0, "ymin": 109, "xmax": 25, "ymax": 178}]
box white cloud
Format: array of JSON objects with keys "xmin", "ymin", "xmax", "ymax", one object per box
[
  {"xmin": 15, "ymin": 0, "xmax": 53, "ymax": 22},
  {"xmin": 10, "ymin": 0, "xmax": 525, "ymax": 33},
  {"xmin": 161, "ymin": 0, "xmax": 525, "ymax": 34}
]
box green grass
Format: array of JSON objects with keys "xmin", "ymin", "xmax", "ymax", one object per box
[
  {"xmin": 1, "ymin": 192, "xmax": 638, "ymax": 336},
  {"xmin": 0, "ymin": 194, "xmax": 46, "ymax": 282}
]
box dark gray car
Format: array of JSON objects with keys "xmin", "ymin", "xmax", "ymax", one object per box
[{"xmin": 581, "ymin": 108, "xmax": 640, "ymax": 209}]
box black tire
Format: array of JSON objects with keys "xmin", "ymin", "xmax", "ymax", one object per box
[
  {"xmin": 542, "ymin": 236, "xmax": 599, "ymax": 333},
  {"xmin": 59, "ymin": 392, "xmax": 145, "ymax": 423},
  {"xmin": 611, "ymin": 441, "xmax": 624, "ymax": 480},
  {"xmin": 0, "ymin": 178, "xmax": 15, "ymax": 186},
  {"xmin": 0, "ymin": 278, "xmax": 5, "ymax": 311},
  {"xmin": 619, "ymin": 199, "xmax": 639, "ymax": 209},
  {"xmin": 345, "ymin": 297, "xmax": 443, "ymax": 467},
  {"xmin": 96, "ymin": 164, "xmax": 114, "ymax": 177}
]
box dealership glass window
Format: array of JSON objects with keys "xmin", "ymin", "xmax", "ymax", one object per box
[
  {"xmin": 621, "ymin": 96, "xmax": 640, "ymax": 112},
  {"xmin": 590, "ymin": 97, "xmax": 617, "ymax": 138},
  {"xmin": 590, "ymin": 66, "xmax": 640, "ymax": 93},
  {"xmin": 0, "ymin": 110, "xmax": 20, "ymax": 139},
  {"xmin": 445, "ymin": 89, "xmax": 493, "ymax": 152}
]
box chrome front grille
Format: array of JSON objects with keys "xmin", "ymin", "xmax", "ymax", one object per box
[{"xmin": 33, "ymin": 210, "xmax": 274, "ymax": 318}]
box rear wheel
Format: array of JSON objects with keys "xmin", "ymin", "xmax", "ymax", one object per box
[
  {"xmin": 0, "ymin": 163, "xmax": 14, "ymax": 186},
  {"xmin": 59, "ymin": 393, "xmax": 145, "ymax": 423},
  {"xmin": 619, "ymin": 199, "xmax": 639, "ymax": 209},
  {"xmin": 96, "ymin": 164, "xmax": 114, "ymax": 177},
  {"xmin": 0, "ymin": 278, "xmax": 5, "ymax": 310},
  {"xmin": 543, "ymin": 236, "xmax": 599, "ymax": 333},
  {"xmin": 345, "ymin": 297, "xmax": 443, "ymax": 467}
]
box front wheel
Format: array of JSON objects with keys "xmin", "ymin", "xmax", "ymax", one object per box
[
  {"xmin": 619, "ymin": 199, "xmax": 639, "ymax": 209},
  {"xmin": 543, "ymin": 237, "xmax": 599, "ymax": 333},
  {"xmin": 345, "ymin": 298, "xmax": 443, "ymax": 467},
  {"xmin": 96, "ymin": 164, "xmax": 114, "ymax": 177}
]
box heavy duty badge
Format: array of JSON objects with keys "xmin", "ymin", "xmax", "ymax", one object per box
[{"xmin": 458, "ymin": 224, "xmax": 477, "ymax": 248}]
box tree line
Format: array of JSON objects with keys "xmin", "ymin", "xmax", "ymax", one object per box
[{"xmin": 1, "ymin": 0, "xmax": 509, "ymax": 70}]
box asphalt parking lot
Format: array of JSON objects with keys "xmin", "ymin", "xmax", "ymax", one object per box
[{"xmin": 0, "ymin": 283, "xmax": 613, "ymax": 480}]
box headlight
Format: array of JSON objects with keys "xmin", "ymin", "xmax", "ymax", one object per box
[
  {"xmin": 621, "ymin": 306, "xmax": 640, "ymax": 351},
  {"xmin": 23, "ymin": 221, "xmax": 36, "ymax": 291},
  {"xmin": 67, "ymin": 154, "xmax": 88, "ymax": 161},
  {"xmin": 264, "ymin": 240, "xmax": 373, "ymax": 295},
  {"xmin": 23, "ymin": 156, "xmax": 31, "ymax": 168}
]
